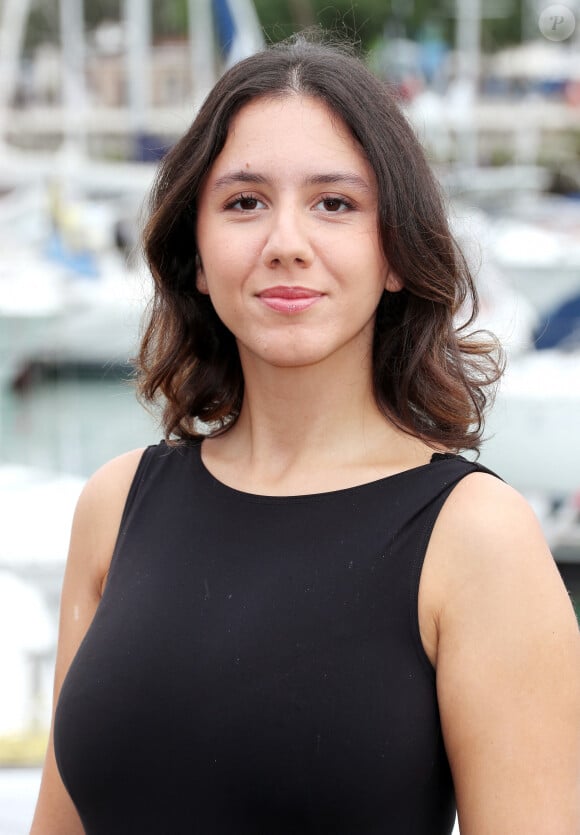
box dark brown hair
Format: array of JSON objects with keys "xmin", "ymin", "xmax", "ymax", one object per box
[{"xmin": 139, "ymin": 33, "xmax": 502, "ymax": 451}]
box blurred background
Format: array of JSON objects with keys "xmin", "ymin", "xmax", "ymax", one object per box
[{"xmin": 1, "ymin": 0, "xmax": 580, "ymax": 831}]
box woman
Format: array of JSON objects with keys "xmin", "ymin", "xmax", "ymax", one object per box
[{"xmin": 31, "ymin": 36, "xmax": 580, "ymax": 834}]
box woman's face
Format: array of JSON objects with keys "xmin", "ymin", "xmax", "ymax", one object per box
[{"xmin": 195, "ymin": 94, "xmax": 401, "ymax": 372}]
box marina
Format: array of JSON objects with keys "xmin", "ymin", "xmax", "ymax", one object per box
[{"xmin": 1, "ymin": 0, "xmax": 580, "ymax": 832}]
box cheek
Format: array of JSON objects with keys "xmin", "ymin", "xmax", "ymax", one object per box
[
  {"xmin": 349, "ymin": 230, "xmax": 390, "ymax": 285},
  {"xmin": 198, "ymin": 258, "xmax": 244, "ymax": 316},
  {"xmin": 203, "ymin": 238, "xmax": 260, "ymax": 287}
]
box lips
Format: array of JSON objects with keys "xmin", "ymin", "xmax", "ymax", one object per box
[{"xmin": 257, "ymin": 286, "xmax": 323, "ymax": 313}]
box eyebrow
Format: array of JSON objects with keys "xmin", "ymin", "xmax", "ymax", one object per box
[{"xmin": 210, "ymin": 171, "xmax": 373, "ymax": 192}]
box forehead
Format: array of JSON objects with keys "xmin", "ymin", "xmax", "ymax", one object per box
[{"xmin": 210, "ymin": 94, "xmax": 373, "ymax": 179}]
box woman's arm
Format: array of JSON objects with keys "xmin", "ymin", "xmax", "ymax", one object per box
[
  {"xmin": 427, "ymin": 472, "xmax": 580, "ymax": 835},
  {"xmin": 29, "ymin": 448, "xmax": 145, "ymax": 835}
]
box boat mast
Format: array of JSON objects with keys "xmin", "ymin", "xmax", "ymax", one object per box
[
  {"xmin": 455, "ymin": 0, "xmax": 481, "ymax": 167},
  {"xmin": 0, "ymin": 0, "xmax": 31, "ymax": 151},
  {"xmin": 188, "ymin": 0, "xmax": 217, "ymax": 107},
  {"xmin": 59, "ymin": 0, "xmax": 87, "ymax": 157},
  {"xmin": 124, "ymin": 0, "xmax": 152, "ymax": 159}
]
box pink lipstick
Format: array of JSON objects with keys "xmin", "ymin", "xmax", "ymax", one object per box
[{"xmin": 258, "ymin": 286, "xmax": 323, "ymax": 314}]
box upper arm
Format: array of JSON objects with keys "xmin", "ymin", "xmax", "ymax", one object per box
[
  {"xmin": 29, "ymin": 447, "xmax": 146, "ymax": 835},
  {"xmin": 428, "ymin": 474, "xmax": 580, "ymax": 835}
]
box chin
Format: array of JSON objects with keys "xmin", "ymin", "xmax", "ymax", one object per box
[
  {"xmin": 262, "ymin": 353, "xmax": 327, "ymax": 369},
  {"xmin": 244, "ymin": 343, "xmax": 332, "ymax": 370}
]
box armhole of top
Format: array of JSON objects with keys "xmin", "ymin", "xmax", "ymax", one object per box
[
  {"xmin": 107, "ymin": 444, "xmax": 159, "ymax": 575},
  {"xmin": 408, "ymin": 461, "xmax": 503, "ymax": 678}
]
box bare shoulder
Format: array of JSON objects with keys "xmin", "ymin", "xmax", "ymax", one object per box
[
  {"xmin": 75, "ymin": 447, "xmax": 146, "ymax": 525},
  {"xmin": 78, "ymin": 446, "xmax": 147, "ymax": 511},
  {"xmin": 70, "ymin": 447, "xmax": 147, "ymax": 591},
  {"xmin": 424, "ymin": 471, "xmax": 580, "ymax": 833},
  {"xmin": 425, "ymin": 469, "xmax": 578, "ymax": 658},
  {"xmin": 431, "ymin": 470, "xmax": 559, "ymax": 579},
  {"xmin": 438, "ymin": 468, "xmax": 541, "ymax": 535}
]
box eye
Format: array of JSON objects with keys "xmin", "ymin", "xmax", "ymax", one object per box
[
  {"xmin": 315, "ymin": 196, "xmax": 355, "ymax": 213},
  {"xmin": 225, "ymin": 194, "xmax": 266, "ymax": 211}
]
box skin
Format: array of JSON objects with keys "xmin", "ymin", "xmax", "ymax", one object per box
[{"xmin": 31, "ymin": 95, "xmax": 580, "ymax": 834}]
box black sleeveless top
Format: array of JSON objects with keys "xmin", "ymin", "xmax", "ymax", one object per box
[{"xmin": 54, "ymin": 441, "xmax": 496, "ymax": 834}]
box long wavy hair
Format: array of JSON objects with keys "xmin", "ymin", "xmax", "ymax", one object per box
[{"xmin": 138, "ymin": 34, "xmax": 502, "ymax": 452}]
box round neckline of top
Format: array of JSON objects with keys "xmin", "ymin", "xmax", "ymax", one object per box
[{"xmin": 192, "ymin": 442, "xmax": 462, "ymax": 503}]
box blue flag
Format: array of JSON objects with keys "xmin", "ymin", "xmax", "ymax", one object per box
[{"xmin": 212, "ymin": 0, "xmax": 264, "ymax": 67}]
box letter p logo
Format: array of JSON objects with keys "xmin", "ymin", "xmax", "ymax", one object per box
[{"xmin": 539, "ymin": 5, "xmax": 576, "ymax": 40}]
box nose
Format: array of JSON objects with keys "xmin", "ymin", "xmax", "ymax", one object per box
[{"xmin": 261, "ymin": 205, "xmax": 314, "ymax": 269}]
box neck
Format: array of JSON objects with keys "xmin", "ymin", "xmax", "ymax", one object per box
[
  {"xmin": 202, "ymin": 350, "xmax": 430, "ymax": 493},
  {"xmin": 238, "ymin": 362, "xmax": 379, "ymax": 459}
]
